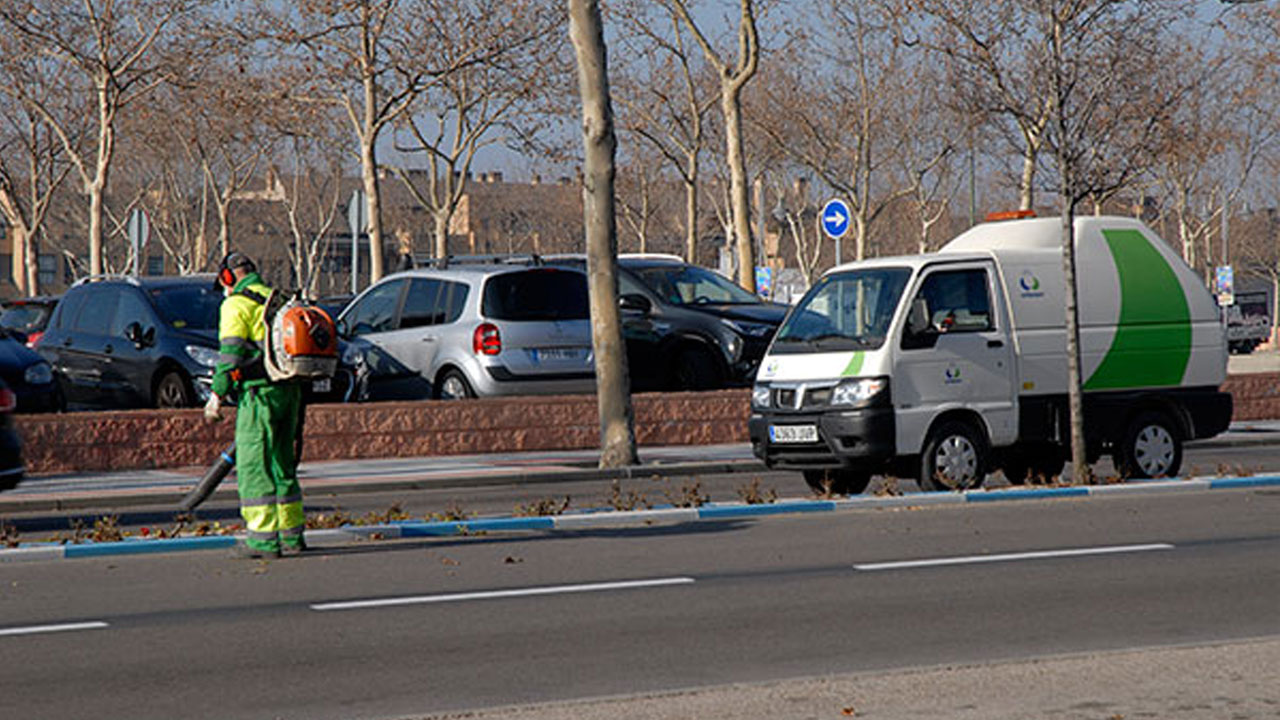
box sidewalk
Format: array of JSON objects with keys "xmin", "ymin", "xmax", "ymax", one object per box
[{"xmin": 3, "ymin": 420, "xmax": 1279, "ymax": 515}]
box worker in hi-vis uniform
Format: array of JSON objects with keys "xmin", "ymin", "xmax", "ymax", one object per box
[{"xmin": 206, "ymin": 252, "xmax": 305, "ymax": 558}]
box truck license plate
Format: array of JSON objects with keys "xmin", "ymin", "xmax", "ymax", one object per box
[{"xmin": 769, "ymin": 424, "xmax": 818, "ymax": 444}]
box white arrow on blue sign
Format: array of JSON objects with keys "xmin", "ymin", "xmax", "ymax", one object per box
[{"xmin": 821, "ymin": 198, "xmax": 850, "ymax": 239}]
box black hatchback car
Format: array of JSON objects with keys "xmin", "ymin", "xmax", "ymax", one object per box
[{"xmin": 37, "ymin": 275, "xmax": 224, "ymax": 409}]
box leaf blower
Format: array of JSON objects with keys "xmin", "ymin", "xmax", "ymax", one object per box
[{"xmin": 179, "ymin": 442, "xmax": 235, "ymax": 512}]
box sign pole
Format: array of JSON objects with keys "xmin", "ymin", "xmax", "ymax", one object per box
[{"xmin": 348, "ymin": 190, "xmax": 366, "ymax": 295}]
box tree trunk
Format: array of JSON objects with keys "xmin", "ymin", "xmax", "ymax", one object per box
[
  {"xmin": 684, "ymin": 158, "xmax": 698, "ymax": 264},
  {"xmin": 568, "ymin": 0, "xmax": 638, "ymax": 469},
  {"xmin": 434, "ymin": 210, "xmax": 450, "ymax": 260},
  {"xmin": 360, "ymin": 137, "xmax": 384, "ymax": 285},
  {"xmin": 8, "ymin": 224, "xmax": 29, "ymax": 295},
  {"xmin": 88, "ymin": 179, "xmax": 105, "ymax": 276},
  {"xmin": 1019, "ymin": 147, "xmax": 1037, "ymax": 211},
  {"xmin": 1060, "ymin": 192, "xmax": 1088, "ymax": 485},
  {"xmin": 723, "ymin": 85, "xmax": 755, "ymax": 289}
]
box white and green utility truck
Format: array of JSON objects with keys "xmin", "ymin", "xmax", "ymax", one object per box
[{"xmin": 748, "ymin": 214, "xmax": 1233, "ymax": 494}]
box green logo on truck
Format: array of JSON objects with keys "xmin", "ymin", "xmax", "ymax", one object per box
[{"xmin": 1084, "ymin": 229, "xmax": 1191, "ymax": 390}]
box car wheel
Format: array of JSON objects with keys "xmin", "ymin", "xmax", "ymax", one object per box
[
  {"xmin": 671, "ymin": 347, "xmax": 721, "ymax": 391},
  {"xmin": 1114, "ymin": 411, "xmax": 1182, "ymax": 479},
  {"xmin": 436, "ymin": 369, "xmax": 475, "ymax": 400},
  {"xmin": 919, "ymin": 420, "xmax": 988, "ymax": 491},
  {"xmin": 154, "ymin": 371, "xmax": 193, "ymax": 409},
  {"xmin": 802, "ymin": 468, "xmax": 872, "ymax": 496}
]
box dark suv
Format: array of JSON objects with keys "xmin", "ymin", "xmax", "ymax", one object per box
[
  {"xmin": 37, "ymin": 275, "xmax": 224, "ymax": 409},
  {"xmin": 548, "ymin": 254, "xmax": 789, "ymax": 390}
]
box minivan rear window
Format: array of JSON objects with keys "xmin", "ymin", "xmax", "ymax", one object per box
[{"xmin": 482, "ymin": 269, "xmax": 589, "ymax": 321}]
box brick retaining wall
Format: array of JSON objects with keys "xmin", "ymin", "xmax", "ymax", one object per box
[
  {"xmin": 14, "ymin": 390, "xmax": 753, "ymax": 475},
  {"xmin": 13, "ymin": 374, "xmax": 1280, "ymax": 476}
]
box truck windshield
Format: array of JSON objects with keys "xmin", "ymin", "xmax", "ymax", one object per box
[{"xmin": 772, "ymin": 268, "xmax": 911, "ymax": 352}]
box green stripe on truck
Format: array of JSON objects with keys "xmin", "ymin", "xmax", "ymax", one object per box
[
  {"xmin": 1083, "ymin": 229, "xmax": 1191, "ymax": 390},
  {"xmin": 842, "ymin": 351, "xmax": 865, "ymax": 376}
]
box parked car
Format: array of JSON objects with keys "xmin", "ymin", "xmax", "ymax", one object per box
[
  {"xmin": 548, "ymin": 254, "xmax": 789, "ymax": 391},
  {"xmin": 38, "ymin": 275, "xmax": 225, "ymax": 409},
  {"xmin": 336, "ymin": 261, "xmax": 595, "ymax": 400},
  {"xmin": 0, "ymin": 326, "xmax": 62, "ymax": 412},
  {"xmin": 0, "ymin": 378, "xmax": 24, "ymax": 491},
  {"xmin": 1, "ymin": 295, "xmax": 61, "ymax": 349}
]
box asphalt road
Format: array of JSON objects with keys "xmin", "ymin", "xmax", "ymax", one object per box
[{"xmin": 2, "ymin": 487, "xmax": 1277, "ymax": 719}]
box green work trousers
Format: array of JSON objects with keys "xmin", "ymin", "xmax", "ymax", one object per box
[{"xmin": 235, "ymin": 382, "xmax": 304, "ymax": 552}]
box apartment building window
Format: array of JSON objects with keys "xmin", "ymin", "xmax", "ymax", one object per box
[{"xmin": 38, "ymin": 254, "xmax": 57, "ymax": 287}]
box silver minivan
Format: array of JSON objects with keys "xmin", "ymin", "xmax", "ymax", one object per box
[{"xmin": 336, "ymin": 262, "xmax": 595, "ymax": 400}]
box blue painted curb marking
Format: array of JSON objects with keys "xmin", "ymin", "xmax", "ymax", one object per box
[
  {"xmin": 1208, "ymin": 475, "xmax": 1280, "ymax": 490},
  {"xmin": 966, "ymin": 487, "xmax": 1090, "ymax": 503},
  {"xmin": 64, "ymin": 536, "xmax": 235, "ymax": 558},
  {"xmin": 698, "ymin": 501, "xmax": 837, "ymax": 519},
  {"xmin": 400, "ymin": 517, "xmax": 555, "ymax": 537}
]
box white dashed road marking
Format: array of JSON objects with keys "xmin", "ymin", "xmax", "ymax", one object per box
[
  {"xmin": 311, "ymin": 577, "xmax": 696, "ymax": 611},
  {"xmin": 854, "ymin": 543, "xmax": 1175, "ymax": 571}
]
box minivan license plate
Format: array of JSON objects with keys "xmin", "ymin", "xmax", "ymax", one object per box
[
  {"xmin": 769, "ymin": 424, "xmax": 818, "ymax": 444},
  {"xmin": 532, "ymin": 347, "xmax": 585, "ymax": 363}
]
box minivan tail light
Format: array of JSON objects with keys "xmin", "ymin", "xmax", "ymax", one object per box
[
  {"xmin": 473, "ymin": 323, "xmax": 501, "ymax": 355},
  {"xmin": 0, "ymin": 387, "xmax": 16, "ymax": 413},
  {"xmin": 25, "ymin": 331, "xmax": 43, "ymax": 349}
]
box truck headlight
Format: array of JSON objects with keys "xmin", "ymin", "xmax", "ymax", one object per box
[
  {"xmin": 185, "ymin": 345, "xmax": 220, "ymax": 368},
  {"xmin": 831, "ymin": 377, "xmax": 887, "ymax": 407},
  {"xmin": 751, "ymin": 384, "xmax": 771, "ymax": 409},
  {"xmin": 24, "ymin": 361, "xmax": 52, "ymax": 385}
]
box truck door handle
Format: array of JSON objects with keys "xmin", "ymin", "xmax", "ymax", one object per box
[
  {"xmin": 987, "ymin": 339, "xmax": 1004, "ymax": 348},
  {"xmin": 104, "ymin": 344, "xmax": 114, "ymax": 354}
]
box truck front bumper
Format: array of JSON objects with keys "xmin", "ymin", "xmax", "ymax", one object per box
[{"xmin": 749, "ymin": 407, "xmax": 896, "ymax": 470}]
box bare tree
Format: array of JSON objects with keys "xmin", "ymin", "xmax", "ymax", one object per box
[
  {"xmin": 756, "ymin": 1, "xmax": 916, "ymax": 262},
  {"xmin": 614, "ymin": 1, "xmax": 717, "ymax": 264},
  {"xmin": 567, "ymin": 0, "xmax": 638, "ymax": 469},
  {"xmin": 0, "ymin": 0, "xmax": 196, "ymax": 277},
  {"xmin": 0, "ymin": 60, "xmax": 74, "ymax": 295},
  {"xmin": 392, "ymin": 0, "xmax": 563, "ymax": 260},
  {"xmin": 665, "ymin": 0, "xmax": 760, "ymax": 287},
  {"xmin": 1030, "ymin": 1, "xmax": 1195, "ymax": 484}
]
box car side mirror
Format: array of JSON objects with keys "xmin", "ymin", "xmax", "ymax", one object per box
[
  {"xmin": 125, "ymin": 322, "xmax": 144, "ymax": 345},
  {"xmin": 902, "ymin": 297, "xmax": 938, "ymax": 350},
  {"xmin": 619, "ymin": 293, "xmax": 652, "ymax": 314}
]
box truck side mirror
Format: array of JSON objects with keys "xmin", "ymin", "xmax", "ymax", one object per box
[{"xmin": 902, "ymin": 297, "xmax": 938, "ymax": 350}]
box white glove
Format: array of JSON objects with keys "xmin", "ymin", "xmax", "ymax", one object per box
[{"xmin": 203, "ymin": 393, "xmax": 222, "ymax": 422}]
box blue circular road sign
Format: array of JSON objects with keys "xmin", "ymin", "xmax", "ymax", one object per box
[{"xmin": 821, "ymin": 199, "xmax": 850, "ymax": 239}]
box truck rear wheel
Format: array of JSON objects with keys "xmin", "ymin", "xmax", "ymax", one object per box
[
  {"xmin": 1115, "ymin": 411, "xmax": 1182, "ymax": 478},
  {"xmin": 920, "ymin": 420, "xmax": 988, "ymax": 491},
  {"xmin": 802, "ymin": 469, "xmax": 872, "ymax": 496}
]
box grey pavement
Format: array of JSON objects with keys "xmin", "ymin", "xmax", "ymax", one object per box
[
  {"xmin": 4, "ymin": 420, "xmax": 1280, "ymax": 515},
  {"xmin": 421, "ymin": 637, "xmax": 1280, "ymax": 720}
]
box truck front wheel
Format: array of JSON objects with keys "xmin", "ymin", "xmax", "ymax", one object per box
[
  {"xmin": 920, "ymin": 420, "xmax": 989, "ymax": 491},
  {"xmin": 1115, "ymin": 412, "xmax": 1182, "ymax": 479}
]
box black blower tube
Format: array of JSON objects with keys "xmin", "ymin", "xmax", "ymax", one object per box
[{"xmin": 179, "ymin": 442, "xmax": 235, "ymax": 512}]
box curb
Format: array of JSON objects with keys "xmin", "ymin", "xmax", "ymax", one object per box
[
  {"xmin": 2, "ymin": 431, "xmax": 1276, "ymax": 516},
  {"xmin": 5, "ymin": 473, "xmax": 1279, "ymax": 563}
]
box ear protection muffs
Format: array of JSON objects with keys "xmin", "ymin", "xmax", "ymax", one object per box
[{"xmin": 218, "ymin": 252, "xmax": 254, "ymax": 288}]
